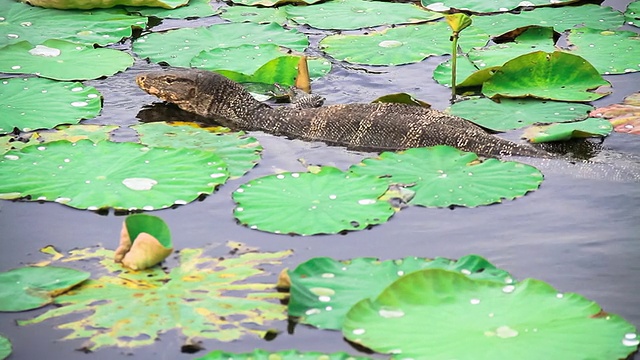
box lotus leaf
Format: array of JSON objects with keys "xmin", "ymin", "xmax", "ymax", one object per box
[
  {"xmin": 288, "ymin": 255, "xmax": 513, "ymax": 330},
  {"xmin": 19, "ymin": 244, "xmax": 292, "ymax": 350},
  {"xmin": 198, "ymin": 349, "xmax": 373, "ymax": 360},
  {"xmin": 448, "ymin": 98, "xmax": 593, "ymax": 131},
  {"xmin": 115, "ymin": 214, "xmax": 173, "ymax": 270},
  {"xmin": 0, "ymin": 266, "xmax": 90, "ymax": 312},
  {"xmin": 626, "ymin": 0, "xmax": 640, "ymax": 26},
  {"xmin": 471, "ymin": 4, "xmax": 624, "ymax": 36},
  {"xmin": 433, "ymin": 56, "xmax": 481, "ymax": 87},
  {"xmin": 126, "ymin": 0, "xmax": 218, "ymax": 18},
  {"xmin": 133, "ymin": 122, "xmax": 262, "ymax": 179},
  {"xmin": 0, "ymin": 335, "xmax": 10, "ymax": 360},
  {"xmin": 228, "ymin": 0, "xmax": 322, "ymax": 7},
  {"xmin": 565, "ymin": 28, "xmax": 640, "ymax": 74},
  {"xmin": 0, "ymin": 39, "xmax": 134, "ymax": 80},
  {"xmin": 320, "ymin": 22, "xmax": 489, "ymax": 66},
  {"xmin": 133, "ymin": 22, "xmax": 309, "ymax": 67},
  {"xmin": 0, "ymin": 139, "xmax": 229, "ymax": 211},
  {"xmin": 20, "ymin": 0, "xmax": 187, "ymax": 9},
  {"xmin": 34, "ymin": 124, "xmax": 118, "ymax": 144},
  {"xmin": 191, "ymin": 44, "xmax": 331, "ymax": 85},
  {"xmin": 285, "ymin": 0, "xmax": 442, "ymax": 30},
  {"xmin": 591, "ymin": 92, "xmax": 640, "ymax": 134},
  {"xmin": 343, "ymin": 269, "xmax": 639, "ymax": 360},
  {"xmin": 523, "ymin": 117, "xmax": 613, "ymax": 143},
  {"xmin": 349, "ymin": 146, "xmax": 543, "ymax": 208},
  {"xmin": 0, "ymin": 77, "xmax": 102, "ymax": 135},
  {"xmin": 220, "ymin": 5, "xmax": 289, "ymax": 24},
  {"xmin": 482, "ymin": 51, "xmax": 610, "ymax": 102},
  {"xmin": 0, "ymin": 1, "xmax": 147, "ymax": 47},
  {"xmin": 232, "ymin": 166, "xmax": 394, "ymax": 235},
  {"xmin": 420, "ymin": 0, "xmax": 580, "ymax": 13}
]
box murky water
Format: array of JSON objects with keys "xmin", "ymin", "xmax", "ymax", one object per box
[{"xmin": 1, "ymin": 0, "xmax": 639, "ymax": 359}]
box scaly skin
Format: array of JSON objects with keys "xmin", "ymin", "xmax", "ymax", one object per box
[{"xmin": 136, "ymin": 68, "xmax": 551, "ymax": 158}]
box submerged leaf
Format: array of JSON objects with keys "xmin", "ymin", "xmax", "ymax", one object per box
[
  {"xmin": 482, "ymin": 51, "xmax": 610, "ymax": 102},
  {"xmin": 349, "ymin": 146, "xmax": 543, "ymax": 208},
  {"xmin": 343, "ymin": 269, "xmax": 638, "ymax": 360},
  {"xmin": 0, "ymin": 266, "xmax": 90, "ymax": 312},
  {"xmin": 232, "ymin": 167, "xmax": 394, "ymax": 235},
  {"xmin": 0, "ymin": 334, "xmax": 11, "ymax": 360},
  {"xmin": 288, "ymin": 255, "xmax": 513, "ymax": 330},
  {"xmin": 591, "ymin": 92, "xmax": 640, "ymax": 134},
  {"xmin": 523, "ymin": 118, "xmax": 613, "ymax": 143},
  {"xmin": 126, "ymin": 0, "xmax": 218, "ymax": 19},
  {"xmin": 19, "ymin": 245, "xmax": 292, "ymax": 350},
  {"xmin": 21, "ymin": 0, "xmax": 188, "ymax": 9}
]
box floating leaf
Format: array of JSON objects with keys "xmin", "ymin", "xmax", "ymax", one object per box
[
  {"xmin": 0, "ymin": 335, "xmax": 10, "ymax": 360},
  {"xmin": 115, "ymin": 214, "xmax": 173, "ymax": 270},
  {"xmin": 285, "ymin": 0, "xmax": 442, "ymax": 30},
  {"xmin": 343, "ymin": 269, "xmax": 639, "ymax": 360},
  {"xmin": 197, "ymin": 350, "xmax": 373, "ymax": 360},
  {"xmin": 288, "ymin": 255, "xmax": 513, "ymax": 330},
  {"xmin": 626, "ymin": 0, "xmax": 640, "ymax": 26},
  {"xmin": 20, "ymin": 0, "xmax": 188, "ymax": 9},
  {"xmin": 320, "ymin": 22, "xmax": 488, "ymax": 66},
  {"xmin": 19, "ymin": 244, "xmax": 291, "ymax": 350},
  {"xmin": 0, "ymin": 139, "xmax": 229, "ymax": 211},
  {"xmin": 565, "ymin": 28, "xmax": 640, "ymax": 75},
  {"xmin": 523, "ymin": 117, "xmax": 613, "ymax": 143},
  {"xmin": 0, "ymin": 39, "xmax": 133, "ymax": 80},
  {"xmin": 0, "ymin": 77, "xmax": 102, "ymax": 135},
  {"xmin": 232, "ymin": 167, "xmax": 394, "ymax": 235},
  {"xmin": 448, "ymin": 98, "xmax": 593, "ymax": 131},
  {"xmin": 349, "ymin": 146, "xmax": 543, "ymax": 208},
  {"xmin": 126, "ymin": 0, "xmax": 218, "ymax": 19},
  {"xmin": 433, "ymin": 55, "xmax": 481, "ymax": 87},
  {"xmin": 133, "ymin": 22, "xmax": 309, "ymax": 67},
  {"xmin": 191, "ymin": 44, "xmax": 331, "ymax": 85},
  {"xmin": 471, "ymin": 5, "xmax": 624, "ymax": 36},
  {"xmin": 482, "ymin": 51, "xmax": 610, "ymax": 102},
  {"xmin": 228, "ymin": 0, "xmax": 322, "ymax": 7},
  {"xmin": 422, "ymin": 0, "xmax": 583, "ymax": 13},
  {"xmin": 133, "ymin": 122, "xmax": 262, "ymax": 179},
  {"xmin": 220, "ymin": 6, "xmax": 289, "ymax": 24},
  {"xmin": 591, "ymin": 92, "xmax": 640, "ymax": 134},
  {"xmin": 0, "ymin": 1, "xmax": 148, "ymax": 47},
  {"xmin": 35, "ymin": 124, "xmax": 118, "ymax": 143},
  {"xmin": 0, "ymin": 266, "xmax": 90, "ymax": 312}
]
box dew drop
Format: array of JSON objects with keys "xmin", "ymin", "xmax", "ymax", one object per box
[
  {"xmin": 4, "ymin": 155, "xmax": 19, "ymax": 160},
  {"xmin": 358, "ymin": 199, "xmax": 376, "ymax": 205},
  {"xmin": 122, "ymin": 177, "xmax": 158, "ymax": 191},
  {"xmin": 397, "ymin": 270, "xmax": 404, "ymax": 276},
  {"xmin": 378, "ymin": 308, "xmax": 405, "ymax": 318},
  {"xmin": 321, "ymin": 273, "xmax": 335, "ymax": 278},
  {"xmin": 29, "ymin": 45, "xmax": 61, "ymax": 57},
  {"xmin": 276, "ymin": 174, "xmax": 285, "ymax": 179},
  {"xmin": 378, "ymin": 40, "xmax": 403, "ymax": 48},
  {"xmin": 352, "ymin": 328, "xmax": 365, "ymax": 335},
  {"xmin": 236, "ymin": 207, "xmax": 244, "ymax": 212},
  {"xmin": 470, "ymin": 298, "xmax": 480, "ymax": 305},
  {"xmin": 495, "ymin": 325, "xmax": 518, "ymax": 338},
  {"xmin": 7, "ymin": 34, "xmax": 19, "ymax": 39},
  {"xmin": 328, "ymin": 194, "xmax": 337, "ymax": 199},
  {"xmin": 291, "ymin": 172, "xmax": 300, "ymax": 178},
  {"xmin": 210, "ymin": 173, "xmax": 226, "ymax": 178},
  {"xmin": 11, "ymin": 65, "xmax": 20, "ymax": 70},
  {"xmin": 71, "ymin": 101, "xmax": 88, "ymax": 107},
  {"xmin": 318, "ymin": 295, "xmax": 331, "ymax": 302},
  {"xmin": 556, "ymin": 293, "xmax": 564, "ymax": 298},
  {"xmin": 236, "ymin": 188, "xmax": 244, "ymax": 193},
  {"xmin": 305, "ymin": 308, "xmax": 321, "ymax": 315},
  {"xmin": 71, "ymin": 87, "xmax": 83, "ymax": 92},
  {"xmin": 502, "ymin": 285, "xmax": 515, "ymax": 293},
  {"xmin": 461, "ymin": 269, "xmax": 471, "ymax": 275}
]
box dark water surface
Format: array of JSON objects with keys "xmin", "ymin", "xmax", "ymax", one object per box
[{"xmin": 1, "ymin": 0, "xmax": 640, "ymax": 359}]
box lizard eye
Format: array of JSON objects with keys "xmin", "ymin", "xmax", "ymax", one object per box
[{"xmin": 165, "ymin": 77, "xmax": 176, "ymax": 84}]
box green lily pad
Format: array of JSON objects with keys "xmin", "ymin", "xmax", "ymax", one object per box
[
  {"xmin": 197, "ymin": 349, "xmax": 373, "ymax": 360},
  {"xmin": 343, "ymin": 269, "xmax": 639, "ymax": 360},
  {"xmin": 191, "ymin": 44, "xmax": 331, "ymax": 85},
  {"xmin": 626, "ymin": 0, "xmax": 640, "ymax": 26},
  {"xmin": 0, "ymin": 39, "xmax": 134, "ymax": 80},
  {"xmin": 229, "ymin": 0, "xmax": 322, "ymax": 7},
  {"xmin": 471, "ymin": 5, "xmax": 624, "ymax": 36},
  {"xmin": 0, "ymin": 77, "xmax": 102, "ymax": 134},
  {"xmin": 349, "ymin": 146, "xmax": 543, "ymax": 208},
  {"xmin": 523, "ymin": 117, "xmax": 613, "ymax": 143},
  {"xmin": 19, "ymin": 243, "xmax": 291, "ymax": 350},
  {"xmin": 0, "ymin": 1, "xmax": 148, "ymax": 47},
  {"xmin": 0, "ymin": 139, "xmax": 229, "ymax": 211},
  {"xmin": 133, "ymin": 122, "xmax": 262, "ymax": 179},
  {"xmin": 285, "ymin": 0, "xmax": 442, "ymax": 30},
  {"xmin": 220, "ymin": 5, "xmax": 289, "ymax": 24},
  {"xmin": 591, "ymin": 92, "xmax": 640, "ymax": 134},
  {"xmin": 482, "ymin": 51, "xmax": 610, "ymax": 102},
  {"xmin": 448, "ymin": 98, "xmax": 593, "ymax": 131},
  {"xmin": 0, "ymin": 335, "xmax": 10, "ymax": 360},
  {"xmin": 433, "ymin": 56, "xmax": 482, "ymax": 88},
  {"xmin": 320, "ymin": 22, "xmax": 489, "ymax": 66},
  {"xmin": 126, "ymin": 0, "xmax": 219, "ymax": 18},
  {"xmin": 133, "ymin": 22, "xmax": 309, "ymax": 67},
  {"xmin": 565, "ymin": 28, "xmax": 640, "ymax": 75},
  {"xmin": 20, "ymin": 0, "xmax": 188, "ymax": 9},
  {"xmin": 0, "ymin": 266, "xmax": 90, "ymax": 312},
  {"xmin": 288, "ymin": 255, "xmax": 513, "ymax": 330},
  {"xmin": 232, "ymin": 166, "xmax": 394, "ymax": 235},
  {"xmin": 420, "ymin": 0, "xmax": 580, "ymax": 13}
]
